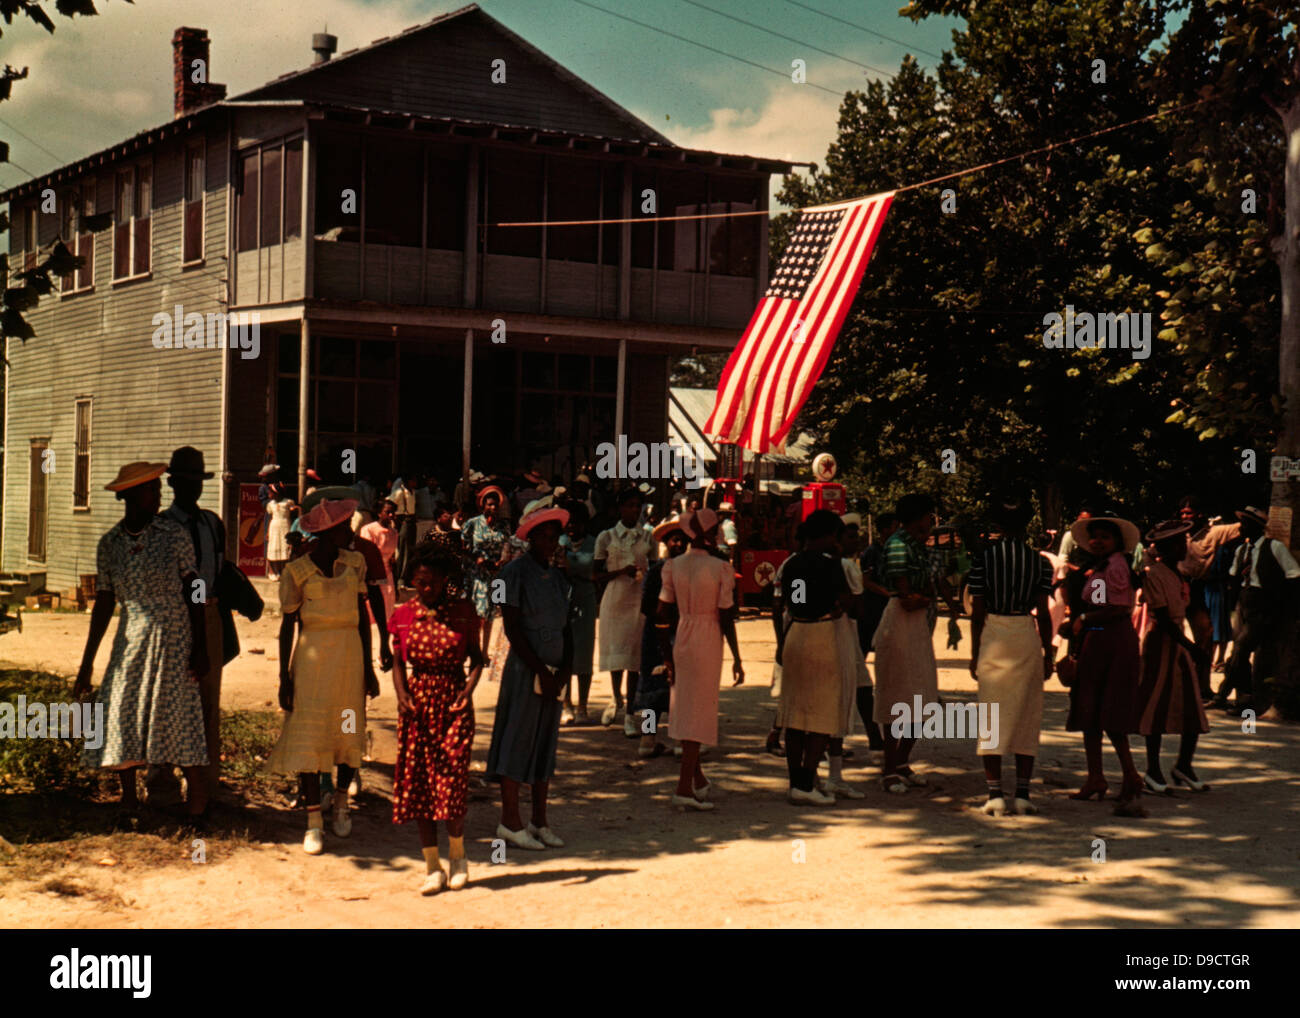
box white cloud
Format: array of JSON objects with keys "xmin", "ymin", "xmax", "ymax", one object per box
[{"xmin": 1, "ymin": 0, "xmax": 432, "ymax": 180}]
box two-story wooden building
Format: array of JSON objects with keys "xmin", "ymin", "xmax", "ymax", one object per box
[{"xmin": 2, "ymin": 3, "xmax": 795, "ymax": 590}]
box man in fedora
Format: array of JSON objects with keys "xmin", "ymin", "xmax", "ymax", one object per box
[
  {"xmin": 1219, "ymin": 506, "xmax": 1300, "ymax": 714},
  {"xmin": 147, "ymin": 446, "xmax": 229, "ymax": 805}
]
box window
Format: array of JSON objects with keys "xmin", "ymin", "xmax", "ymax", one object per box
[
  {"xmin": 546, "ymin": 157, "xmax": 600, "ymax": 264},
  {"xmin": 486, "ymin": 151, "xmax": 542, "ymax": 257},
  {"xmin": 23, "ymin": 205, "xmax": 38, "ymax": 272},
  {"xmin": 60, "ymin": 195, "xmax": 76, "ymax": 290},
  {"xmin": 366, "ymin": 137, "xmax": 423, "ymax": 247},
  {"xmin": 631, "ymin": 167, "xmax": 656, "ymax": 269},
  {"xmin": 73, "ymin": 399, "xmax": 92, "ymax": 509},
  {"xmin": 284, "ymin": 138, "xmax": 302, "ymax": 240},
  {"xmin": 314, "ymin": 132, "xmax": 362, "ymax": 240},
  {"xmin": 237, "ymin": 151, "xmax": 259, "ymax": 253},
  {"xmin": 76, "ymin": 181, "xmax": 95, "ymax": 289},
  {"xmin": 183, "ymin": 144, "xmax": 204, "ymax": 263},
  {"xmin": 426, "ymin": 142, "xmax": 466, "ymax": 251},
  {"xmin": 236, "ymin": 137, "xmax": 303, "ymax": 251},
  {"xmin": 113, "ymin": 164, "xmax": 151, "ymax": 279},
  {"xmin": 261, "ymin": 146, "xmax": 282, "ymax": 247},
  {"xmin": 28, "ymin": 440, "xmax": 48, "ymax": 563},
  {"xmin": 707, "ymin": 174, "xmax": 760, "ymax": 277},
  {"xmin": 658, "ymin": 169, "xmax": 706, "ymax": 272}
]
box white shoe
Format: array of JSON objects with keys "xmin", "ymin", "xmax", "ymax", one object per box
[
  {"xmin": 981, "ymin": 797, "xmax": 1007, "ymax": 816},
  {"xmin": 671, "ymin": 794, "xmax": 715, "ymax": 811},
  {"xmin": 561, "ymin": 706, "xmax": 576, "ymax": 725},
  {"xmin": 822, "ymin": 777, "xmax": 865, "ymax": 800},
  {"xmin": 788, "ymin": 786, "xmax": 835, "ymax": 806},
  {"xmin": 692, "ymin": 780, "xmax": 711, "ymax": 802},
  {"xmin": 496, "ymin": 823, "xmax": 546, "ymax": 851},
  {"xmin": 332, "ymin": 794, "xmax": 352, "ymax": 837},
  {"xmin": 1012, "ymin": 797, "xmax": 1038, "ymax": 815},
  {"xmin": 303, "ymin": 827, "xmax": 325, "ymax": 855},
  {"xmin": 420, "ymin": 868, "xmax": 447, "ymax": 895},
  {"xmin": 601, "ymin": 703, "xmax": 619, "ymax": 726},
  {"xmin": 349, "ymin": 774, "xmax": 360, "ymax": 798},
  {"xmin": 624, "ymin": 712, "xmax": 640, "ymax": 737},
  {"xmin": 526, "ymin": 822, "xmax": 565, "ymax": 848},
  {"xmin": 898, "ymin": 767, "xmax": 928, "ymax": 787},
  {"xmin": 448, "ymin": 857, "xmax": 469, "ymax": 890}
]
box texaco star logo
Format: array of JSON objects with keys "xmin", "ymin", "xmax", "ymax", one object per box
[{"xmin": 754, "ymin": 561, "xmax": 777, "ymax": 587}]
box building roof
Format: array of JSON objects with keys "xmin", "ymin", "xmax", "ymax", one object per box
[
  {"xmin": 3, "ymin": 3, "xmax": 806, "ymax": 203},
  {"xmin": 668, "ymin": 387, "xmax": 813, "ymax": 468},
  {"xmin": 237, "ymin": 4, "xmax": 672, "ymax": 146}
]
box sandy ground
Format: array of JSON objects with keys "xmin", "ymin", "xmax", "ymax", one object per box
[{"xmin": 2, "ymin": 607, "xmax": 1299, "ymax": 929}]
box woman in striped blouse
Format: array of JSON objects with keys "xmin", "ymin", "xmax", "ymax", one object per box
[{"xmin": 967, "ymin": 498, "xmax": 1055, "ymax": 816}]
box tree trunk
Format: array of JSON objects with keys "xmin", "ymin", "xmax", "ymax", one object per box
[{"xmin": 1268, "ymin": 97, "xmax": 1300, "ymax": 717}]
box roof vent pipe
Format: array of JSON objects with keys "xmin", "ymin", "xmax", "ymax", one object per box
[{"xmin": 312, "ymin": 32, "xmax": 338, "ymax": 63}]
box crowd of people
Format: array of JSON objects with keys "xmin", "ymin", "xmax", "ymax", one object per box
[{"xmin": 71, "ymin": 446, "xmax": 1299, "ymax": 896}]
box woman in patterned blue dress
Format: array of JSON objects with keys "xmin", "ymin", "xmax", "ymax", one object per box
[
  {"xmin": 75, "ymin": 462, "xmax": 210, "ymax": 825},
  {"xmin": 462, "ymin": 486, "xmax": 511, "ymax": 658}
]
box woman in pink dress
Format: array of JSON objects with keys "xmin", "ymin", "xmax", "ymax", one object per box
[
  {"xmin": 360, "ymin": 499, "xmax": 399, "ymax": 622},
  {"xmin": 657, "ymin": 509, "xmax": 743, "ymax": 811}
]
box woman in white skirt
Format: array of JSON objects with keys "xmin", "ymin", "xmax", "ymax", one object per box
[
  {"xmin": 594, "ymin": 488, "xmax": 653, "ymax": 733},
  {"xmin": 967, "ymin": 498, "xmax": 1055, "ymax": 816},
  {"xmin": 873, "ymin": 494, "xmax": 941, "ymax": 793}
]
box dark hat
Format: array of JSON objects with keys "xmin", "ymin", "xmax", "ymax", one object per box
[
  {"xmin": 1235, "ymin": 506, "xmax": 1269, "ymax": 528},
  {"xmin": 1146, "ymin": 519, "xmax": 1192, "ymax": 543},
  {"xmin": 167, "ymin": 446, "xmax": 213, "ymax": 480}
]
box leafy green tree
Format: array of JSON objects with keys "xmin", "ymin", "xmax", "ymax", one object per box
[{"xmin": 778, "ymin": 0, "xmax": 1269, "ymax": 533}]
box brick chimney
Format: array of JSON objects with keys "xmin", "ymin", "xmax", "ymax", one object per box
[{"xmin": 173, "ymin": 27, "xmax": 227, "ymax": 119}]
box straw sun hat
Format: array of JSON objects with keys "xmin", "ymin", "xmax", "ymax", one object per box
[{"xmin": 104, "ymin": 462, "xmax": 167, "ymax": 492}]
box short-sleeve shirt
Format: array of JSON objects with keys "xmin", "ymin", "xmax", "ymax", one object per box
[
  {"xmin": 594, "ymin": 521, "xmax": 653, "ymax": 573},
  {"xmin": 96, "ymin": 516, "xmax": 195, "ymax": 604},
  {"xmin": 1140, "ymin": 560, "xmax": 1188, "ymax": 621},
  {"xmin": 659, "ymin": 547, "xmax": 735, "ymax": 614},
  {"xmin": 967, "ymin": 538, "xmax": 1053, "ymax": 614},
  {"xmin": 841, "ymin": 557, "xmax": 864, "ymax": 595},
  {"xmin": 780, "ymin": 550, "xmax": 847, "ymax": 621},
  {"xmin": 389, "ymin": 595, "xmax": 478, "ymax": 662},
  {"xmin": 1083, "ymin": 551, "xmax": 1134, "ymax": 608},
  {"xmin": 880, "ymin": 529, "xmax": 930, "ymax": 593},
  {"xmin": 279, "ymin": 547, "xmax": 367, "ymax": 616},
  {"xmin": 1230, "ymin": 537, "xmax": 1300, "ymax": 588},
  {"xmin": 500, "ymin": 553, "xmax": 571, "ymax": 667}
]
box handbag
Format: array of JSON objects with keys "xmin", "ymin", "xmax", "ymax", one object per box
[{"xmin": 1056, "ymin": 654, "xmax": 1078, "ymax": 688}]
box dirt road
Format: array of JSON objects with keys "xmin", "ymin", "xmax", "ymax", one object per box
[{"xmin": 2, "ymin": 610, "xmax": 1298, "ymax": 928}]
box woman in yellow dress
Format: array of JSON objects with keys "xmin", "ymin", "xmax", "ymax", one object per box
[{"xmin": 269, "ymin": 497, "xmax": 379, "ymax": 855}]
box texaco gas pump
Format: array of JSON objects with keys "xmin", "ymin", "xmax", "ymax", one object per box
[{"xmin": 802, "ymin": 452, "xmax": 846, "ymax": 519}]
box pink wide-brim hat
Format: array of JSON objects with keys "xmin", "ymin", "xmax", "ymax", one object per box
[
  {"xmin": 689, "ymin": 507, "xmax": 720, "ymax": 538},
  {"xmin": 517, "ymin": 506, "xmax": 569, "ymax": 540},
  {"xmin": 301, "ymin": 497, "xmax": 358, "ymax": 534}
]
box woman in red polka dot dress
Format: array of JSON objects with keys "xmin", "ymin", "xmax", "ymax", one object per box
[{"xmin": 390, "ymin": 546, "xmax": 484, "ymax": 895}]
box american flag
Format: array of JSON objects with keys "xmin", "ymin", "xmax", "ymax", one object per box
[{"xmin": 705, "ymin": 192, "xmax": 893, "ymax": 454}]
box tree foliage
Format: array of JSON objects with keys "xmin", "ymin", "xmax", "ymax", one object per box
[{"xmin": 776, "ymin": 0, "xmax": 1281, "ymax": 528}]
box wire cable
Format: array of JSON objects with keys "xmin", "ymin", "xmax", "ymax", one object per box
[
  {"xmin": 783, "ymin": 0, "xmax": 943, "ymax": 60},
  {"xmin": 568, "ymin": 0, "xmax": 846, "ymax": 96},
  {"xmin": 677, "ymin": 0, "xmax": 896, "ymax": 78}
]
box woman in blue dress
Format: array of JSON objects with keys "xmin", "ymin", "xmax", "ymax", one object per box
[
  {"xmin": 461, "ymin": 485, "xmax": 511, "ymax": 660},
  {"xmin": 487, "ymin": 507, "xmax": 573, "ymax": 852}
]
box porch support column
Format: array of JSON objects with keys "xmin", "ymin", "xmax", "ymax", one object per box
[
  {"xmin": 615, "ymin": 338, "xmax": 627, "ymax": 439},
  {"xmin": 297, "ymin": 317, "xmax": 310, "ymax": 498},
  {"xmin": 462, "ymin": 328, "xmax": 474, "ymax": 487}
]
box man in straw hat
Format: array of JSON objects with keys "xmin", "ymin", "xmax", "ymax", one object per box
[
  {"xmin": 75, "ymin": 461, "xmax": 211, "ymax": 827},
  {"xmin": 145, "ymin": 447, "xmax": 235, "ymax": 806},
  {"xmin": 1219, "ymin": 506, "xmax": 1300, "ymax": 715}
]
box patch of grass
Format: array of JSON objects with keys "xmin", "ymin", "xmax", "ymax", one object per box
[
  {"xmin": 0, "ymin": 668, "xmax": 93, "ymax": 795},
  {"xmin": 220, "ymin": 708, "xmax": 282, "ymax": 787}
]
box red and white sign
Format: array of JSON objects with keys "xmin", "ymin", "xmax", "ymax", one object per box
[{"xmin": 237, "ymin": 483, "xmax": 267, "ymax": 577}]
